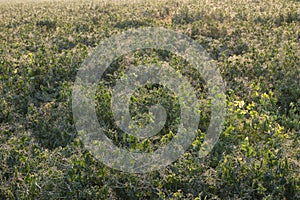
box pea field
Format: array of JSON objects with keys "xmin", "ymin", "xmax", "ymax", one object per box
[{"xmin": 0, "ymin": 0, "xmax": 299, "ymax": 199}]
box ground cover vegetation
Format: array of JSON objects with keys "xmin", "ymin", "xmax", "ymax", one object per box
[{"xmin": 0, "ymin": 0, "xmax": 299, "ymax": 199}]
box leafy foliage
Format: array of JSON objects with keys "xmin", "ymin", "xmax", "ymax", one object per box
[{"xmin": 0, "ymin": 0, "xmax": 299, "ymax": 199}]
